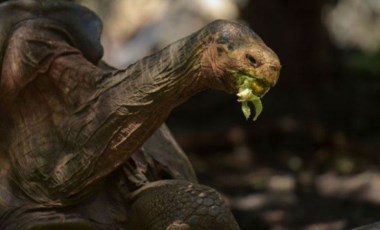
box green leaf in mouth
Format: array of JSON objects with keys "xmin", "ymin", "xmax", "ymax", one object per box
[{"xmin": 236, "ymin": 76, "xmax": 263, "ymax": 121}]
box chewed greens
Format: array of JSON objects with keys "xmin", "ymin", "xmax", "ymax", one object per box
[{"xmin": 236, "ymin": 76, "xmax": 263, "ymax": 121}]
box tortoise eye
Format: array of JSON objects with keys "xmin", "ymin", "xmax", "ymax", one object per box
[{"xmin": 246, "ymin": 54, "xmax": 260, "ymax": 67}]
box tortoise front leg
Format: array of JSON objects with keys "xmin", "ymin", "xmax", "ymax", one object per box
[{"xmin": 127, "ymin": 180, "xmax": 240, "ymax": 230}]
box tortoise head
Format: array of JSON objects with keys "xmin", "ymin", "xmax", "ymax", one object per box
[{"xmin": 201, "ymin": 20, "xmax": 281, "ymax": 97}]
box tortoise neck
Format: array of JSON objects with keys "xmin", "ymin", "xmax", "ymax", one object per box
[
  {"xmin": 121, "ymin": 32, "xmax": 207, "ymax": 107},
  {"xmin": 88, "ymin": 32, "xmax": 211, "ymax": 180}
]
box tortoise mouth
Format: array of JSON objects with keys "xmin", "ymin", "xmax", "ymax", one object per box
[
  {"xmin": 235, "ymin": 73, "xmax": 269, "ymax": 121},
  {"xmin": 248, "ymin": 77, "xmax": 270, "ymax": 97},
  {"xmin": 236, "ymin": 72, "xmax": 270, "ymax": 98}
]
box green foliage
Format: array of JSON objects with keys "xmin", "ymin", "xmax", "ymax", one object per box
[{"xmin": 236, "ymin": 76, "xmax": 263, "ymax": 121}]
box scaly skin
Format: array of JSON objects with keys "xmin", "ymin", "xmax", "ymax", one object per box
[
  {"xmin": 0, "ymin": 1, "xmax": 281, "ymax": 229},
  {"xmin": 128, "ymin": 180, "xmax": 239, "ymax": 230}
]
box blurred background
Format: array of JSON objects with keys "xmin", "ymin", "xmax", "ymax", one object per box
[{"xmin": 78, "ymin": 0, "xmax": 380, "ymax": 229}]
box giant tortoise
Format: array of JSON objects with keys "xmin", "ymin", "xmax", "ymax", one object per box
[{"xmin": 0, "ymin": 0, "xmax": 281, "ymax": 229}]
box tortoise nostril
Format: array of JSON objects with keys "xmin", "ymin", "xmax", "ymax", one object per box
[
  {"xmin": 269, "ymin": 65, "xmax": 280, "ymax": 72},
  {"xmin": 246, "ymin": 54, "xmax": 260, "ymax": 68}
]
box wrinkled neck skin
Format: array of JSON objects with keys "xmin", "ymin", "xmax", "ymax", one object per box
[
  {"xmin": 117, "ymin": 33, "xmax": 207, "ymax": 108},
  {"xmin": 79, "ymin": 30, "xmax": 212, "ymax": 189},
  {"xmin": 107, "ymin": 33, "xmax": 207, "ymax": 148}
]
